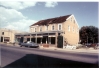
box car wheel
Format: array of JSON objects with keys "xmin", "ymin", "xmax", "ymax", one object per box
[
  {"xmin": 28, "ymin": 46, "xmax": 30, "ymax": 48},
  {"xmin": 38, "ymin": 46, "xmax": 40, "ymax": 48},
  {"xmin": 20, "ymin": 45, "xmax": 22, "ymax": 47}
]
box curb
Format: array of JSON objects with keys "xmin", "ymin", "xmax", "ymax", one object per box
[{"xmin": 39, "ymin": 46, "xmax": 98, "ymax": 53}]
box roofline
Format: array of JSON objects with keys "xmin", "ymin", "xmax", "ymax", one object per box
[
  {"xmin": 66, "ymin": 14, "xmax": 79, "ymax": 28},
  {"xmin": 30, "ymin": 14, "xmax": 71, "ymax": 26},
  {"xmin": 15, "ymin": 30, "xmax": 63, "ymax": 35}
]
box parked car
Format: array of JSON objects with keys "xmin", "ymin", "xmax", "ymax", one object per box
[
  {"xmin": 19, "ymin": 41, "xmax": 39, "ymax": 48},
  {"xmin": 85, "ymin": 43, "xmax": 99, "ymax": 49},
  {"xmin": 85, "ymin": 43, "xmax": 91, "ymax": 46},
  {"xmin": 95, "ymin": 43, "xmax": 99, "ymax": 49}
]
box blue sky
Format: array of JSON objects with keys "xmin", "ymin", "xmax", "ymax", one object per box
[{"xmin": 0, "ymin": 2, "xmax": 98, "ymax": 32}]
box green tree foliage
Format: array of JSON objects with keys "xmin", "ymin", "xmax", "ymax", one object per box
[{"xmin": 79, "ymin": 26, "xmax": 98, "ymax": 44}]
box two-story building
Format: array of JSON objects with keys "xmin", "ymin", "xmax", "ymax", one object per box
[{"xmin": 15, "ymin": 14, "xmax": 79, "ymax": 47}]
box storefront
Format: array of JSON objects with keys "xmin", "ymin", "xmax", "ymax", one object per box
[{"xmin": 15, "ymin": 31, "xmax": 63, "ymax": 47}]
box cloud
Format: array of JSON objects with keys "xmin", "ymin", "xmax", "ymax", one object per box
[
  {"xmin": 0, "ymin": 7, "xmax": 36, "ymax": 32},
  {"xmin": 45, "ymin": 2, "xmax": 58, "ymax": 8},
  {"xmin": 0, "ymin": 7, "xmax": 26, "ymax": 22},
  {"xmin": 4, "ymin": 19, "xmax": 37, "ymax": 32},
  {"xmin": 0, "ymin": 1, "xmax": 37, "ymax": 10},
  {"xmin": 0, "ymin": 1, "xmax": 58, "ymax": 10},
  {"xmin": 0, "ymin": 2, "xmax": 58, "ymax": 32}
]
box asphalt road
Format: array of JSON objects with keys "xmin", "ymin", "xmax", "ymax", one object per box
[{"xmin": 0, "ymin": 44, "xmax": 98, "ymax": 68}]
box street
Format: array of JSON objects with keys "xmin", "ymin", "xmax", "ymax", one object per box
[{"xmin": 0, "ymin": 44, "xmax": 98, "ymax": 68}]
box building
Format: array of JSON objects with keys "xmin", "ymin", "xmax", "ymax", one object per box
[
  {"xmin": 0, "ymin": 28, "xmax": 20, "ymax": 43},
  {"xmin": 15, "ymin": 14, "xmax": 79, "ymax": 47}
]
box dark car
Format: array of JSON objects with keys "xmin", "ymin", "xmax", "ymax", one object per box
[{"xmin": 19, "ymin": 41, "xmax": 39, "ymax": 48}]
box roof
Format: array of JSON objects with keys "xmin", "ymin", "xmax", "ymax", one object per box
[{"xmin": 31, "ymin": 14, "xmax": 71, "ymax": 26}]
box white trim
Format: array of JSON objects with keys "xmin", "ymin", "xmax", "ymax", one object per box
[
  {"xmin": 66, "ymin": 14, "xmax": 79, "ymax": 28},
  {"xmin": 58, "ymin": 24, "xmax": 62, "ymax": 30},
  {"xmin": 49, "ymin": 36, "xmax": 55, "ymax": 37},
  {"xmin": 66, "ymin": 15, "xmax": 72, "ymax": 20}
]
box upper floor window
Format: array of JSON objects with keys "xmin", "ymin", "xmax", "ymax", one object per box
[
  {"xmin": 39, "ymin": 27, "xmax": 42, "ymax": 32},
  {"xmin": 68, "ymin": 25, "xmax": 70, "ymax": 31},
  {"xmin": 34, "ymin": 28, "xmax": 36, "ymax": 32},
  {"xmin": 77, "ymin": 28, "xmax": 79, "ymax": 33},
  {"xmin": 58, "ymin": 24, "xmax": 62, "ymax": 30},
  {"xmin": 73, "ymin": 27, "xmax": 75, "ymax": 32},
  {"xmin": 2, "ymin": 32, "xmax": 4, "ymax": 35},
  {"xmin": 52, "ymin": 25, "xmax": 54, "ymax": 30},
  {"xmin": 46, "ymin": 26, "xmax": 48, "ymax": 30}
]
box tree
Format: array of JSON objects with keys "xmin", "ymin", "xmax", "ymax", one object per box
[{"xmin": 79, "ymin": 26, "xmax": 98, "ymax": 44}]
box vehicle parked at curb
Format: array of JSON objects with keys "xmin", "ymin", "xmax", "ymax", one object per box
[
  {"xmin": 95, "ymin": 43, "xmax": 99, "ymax": 49},
  {"xmin": 85, "ymin": 43, "xmax": 98, "ymax": 49},
  {"xmin": 19, "ymin": 41, "xmax": 39, "ymax": 48}
]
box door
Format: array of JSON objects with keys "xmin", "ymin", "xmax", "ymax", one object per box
[
  {"xmin": 57, "ymin": 35, "xmax": 63, "ymax": 48},
  {"xmin": 1, "ymin": 37, "xmax": 3, "ymax": 42},
  {"xmin": 20, "ymin": 37, "xmax": 24, "ymax": 43}
]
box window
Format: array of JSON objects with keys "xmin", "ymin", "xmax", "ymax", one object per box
[
  {"xmin": 46, "ymin": 26, "xmax": 48, "ymax": 30},
  {"xmin": 68, "ymin": 25, "xmax": 70, "ymax": 31},
  {"xmin": 39, "ymin": 27, "xmax": 42, "ymax": 31},
  {"xmin": 52, "ymin": 25, "xmax": 54, "ymax": 30},
  {"xmin": 77, "ymin": 28, "xmax": 79, "ymax": 33},
  {"xmin": 73, "ymin": 27, "xmax": 75, "ymax": 32},
  {"xmin": 31, "ymin": 28, "xmax": 33, "ymax": 32},
  {"xmin": 2, "ymin": 32, "xmax": 4, "ymax": 35},
  {"xmin": 58, "ymin": 24, "xmax": 62, "ymax": 30},
  {"xmin": 34, "ymin": 28, "xmax": 36, "ymax": 32}
]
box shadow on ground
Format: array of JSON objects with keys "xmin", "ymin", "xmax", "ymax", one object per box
[{"xmin": 3, "ymin": 54, "xmax": 98, "ymax": 68}]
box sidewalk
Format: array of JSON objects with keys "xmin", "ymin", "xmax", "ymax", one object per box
[
  {"xmin": 0, "ymin": 42, "xmax": 19, "ymax": 47},
  {"xmin": 39, "ymin": 46, "xmax": 99, "ymax": 53}
]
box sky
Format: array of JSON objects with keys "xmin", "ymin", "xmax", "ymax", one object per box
[{"xmin": 0, "ymin": 1, "xmax": 98, "ymax": 32}]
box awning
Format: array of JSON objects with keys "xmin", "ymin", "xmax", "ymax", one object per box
[
  {"xmin": 48, "ymin": 36, "xmax": 56, "ymax": 37},
  {"xmin": 15, "ymin": 30, "xmax": 63, "ymax": 35}
]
